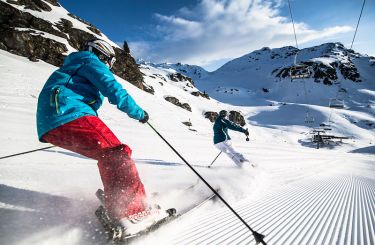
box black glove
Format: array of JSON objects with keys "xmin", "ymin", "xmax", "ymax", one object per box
[
  {"xmin": 139, "ymin": 111, "xmax": 149, "ymax": 124},
  {"xmin": 244, "ymin": 129, "xmax": 249, "ymax": 136}
]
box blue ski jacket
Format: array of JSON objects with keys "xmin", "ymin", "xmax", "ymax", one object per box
[
  {"xmin": 36, "ymin": 51, "xmax": 145, "ymax": 141},
  {"xmin": 213, "ymin": 116, "xmax": 246, "ymax": 144}
]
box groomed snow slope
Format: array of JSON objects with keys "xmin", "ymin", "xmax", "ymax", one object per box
[{"xmin": 0, "ymin": 50, "xmax": 374, "ymax": 245}]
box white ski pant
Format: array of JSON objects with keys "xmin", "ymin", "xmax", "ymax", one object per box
[{"xmin": 214, "ymin": 140, "xmax": 248, "ymax": 167}]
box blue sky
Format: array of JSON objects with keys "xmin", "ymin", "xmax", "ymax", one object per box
[{"xmin": 60, "ymin": 0, "xmax": 374, "ymax": 71}]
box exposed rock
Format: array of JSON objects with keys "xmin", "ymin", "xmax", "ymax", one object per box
[
  {"xmin": 1, "ymin": 29, "xmax": 67, "ymax": 66},
  {"xmin": 142, "ymin": 84, "xmax": 155, "ymax": 95},
  {"xmin": 204, "ymin": 110, "xmax": 245, "ymax": 126},
  {"xmin": 43, "ymin": 0, "xmax": 60, "ymax": 7},
  {"xmin": 323, "ymin": 77, "xmax": 332, "ymax": 85},
  {"xmin": 339, "ymin": 63, "xmax": 360, "ymax": 82},
  {"xmin": 0, "ymin": 2, "xmax": 67, "ymax": 38},
  {"xmin": 168, "ymin": 73, "xmax": 195, "ymax": 86},
  {"xmin": 0, "ymin": 1, "xmax": 147, "ymax": 92},
  {"xmin": 28, "ymin": 56, "xmax": 38, "ymax": 62},
  {"xmin": 191, "ymin": 91, "xmax": 210, "ymax": 99},
  {"xmin": 182, "ymin": 121, "xmax": 192, "ymax": 127},
  {"xmin": 312, "ymin": 62, "xmax": 337, "ymax": 84},
  {"xmin": 55, "ymin": 18, "xmax": 73, "ymax": 33},
  {"xmin": 204, "ymin": 111, "xmax": 218, "ymax": 122},
  {"xmin": 86, "ymin": 25, "xmax": 101, "ymax": 36},
  {"xmin": 274, "ymin": 61, "xmax": 338, "ymax": 85},
  {"xmin": 67, "ymin": 12, "xmax": 90, "ymax": 25},
  {"xmin": 229, "ymin": 111, "xmax": 246, "ymax": 126},
  {"xmin": 262, "ymin": 88, "xmax": 269, "ymax": 93},
  {"xmin": 164, "ymin": 96, "xmax": 192, "ymax": 112},
  {"xmin": 123, "ymin": 41, "xmax": 130, "ymax": 54},
  {"xmin": 112, "ymin": 47, "xmax": 145, "ymax": 90},
  {"xmin": 6, "ymin": 0, "xmax": 52, "ymax": 12}
]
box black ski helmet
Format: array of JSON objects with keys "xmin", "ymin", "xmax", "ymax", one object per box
[
  {"xmin": 219, "ymin": 110, "xmax": 228, "ymax": 117},
  {"xmin": 85, "ymin": 39, "xmax": 116, "ymax": 68}
]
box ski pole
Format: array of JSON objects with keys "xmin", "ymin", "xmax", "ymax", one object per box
[
  {"xmin": 0, "ymin": 146, "xmax": 56, "ymax": 160},
  {"xmin": 147, "ymin": 122, "xmax": 267, "ymax": 244},
  {"xmin": 208, "ymin": 151, "xmax": 222, "ymax": 168},
  {"xmin": 245, "ymin": 128, "xmax": 249, "ymax": 141}
]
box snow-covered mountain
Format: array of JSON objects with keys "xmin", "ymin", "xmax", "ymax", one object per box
[
  {"xmin": 143, "ymin": 61, "xmax": 210, "ymax": 81},
  {"xmin": 172, "ymin": 43, "xmax": 374, "ymax": 108},
  {"xmin": 146, "ymin": 43, "xmax": 375, "ymax": 142},
  {"xmin": 0, "ymin": 1, "xmax": 374, "ymax": 245}
]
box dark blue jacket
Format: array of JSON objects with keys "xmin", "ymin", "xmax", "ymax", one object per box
[
  {"xmin": 213, "ymin": 116, "xmax": 246, "ymax": 144},
  {"xmin": 37, "ymin": 51, "xmax": 145, "ymax": 141}
]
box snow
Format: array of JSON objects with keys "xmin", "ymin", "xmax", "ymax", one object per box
[
  {"xmin": 311, "ymin": 57, "xmax": 336, "ymax": 68},
  {"xmin": 0, "ymin": 47, "xmax": 374, "ymax": 245}
]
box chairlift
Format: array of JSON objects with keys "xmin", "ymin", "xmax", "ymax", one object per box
[
  {"xmin": 289, "ymin": 64, "xmax": 311, "ymax": 80},
  {"xmin": 304, "ymin": 111, "xmax": 315, "ymax": 124},
  {"xmin": 329, "ymin": 98, "xmax": 345, "ymax": 109},
  {"xmin": 289, "ymin": 52, "xmax": 311, "ymax": 80}
]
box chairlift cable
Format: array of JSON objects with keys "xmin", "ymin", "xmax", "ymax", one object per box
[
  {"xmin": 350, "ymin": 0, "xmax": 366, "ymax": 49},
  {"xmin": 328, "ymin": 0, "xmax": 365, "ymax": 126},
  {"xmin": 287, "ymin": 0, "xmax": 299, "ymax": 49},
  {"xmin": 287, "ymin": 0, "xmax": 313, "ymax": 125}
]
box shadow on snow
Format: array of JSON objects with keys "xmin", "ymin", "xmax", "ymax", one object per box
[{"xmin": 0, "ymin": 184, "xmax": 105, "ymax": 245}]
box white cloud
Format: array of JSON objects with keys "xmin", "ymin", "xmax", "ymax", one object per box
[{"xmin": 130, "ymin": 0, "xmax": 353, "ymax": 69}]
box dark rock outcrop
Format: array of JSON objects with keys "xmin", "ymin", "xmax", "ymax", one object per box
[
  {"xmin": 273, "ymin": 44, "xmax": 361, "ymax": 85},
  {"xmin": 164, "ymin": 96, "xmax": 192, "ymax": 112},
  {"xmin": 6, "ymin": 0, "xmax": 54, "ymax": 12},
  {"xmin": 168, "ymin": 73, "xmax": 195, "ymax": 86},
  {"xmin": 339, "ymin": 62, "xmax": 361, "ymax": 82},
  {"xmin": 182, "ymin": 121, "xmax": 192, "ymax": 127},
  {"xmin": 112, "ymin": 47, "xmax": 146, "ymax": 90},
  {"xmin": 1, "ymin": 28, "xmax": 67, "ymax": 66},
  {"xmin": 191, "ymin": 91, "xmax": 210, "ymax": 99},
  {"xmin": 229, "ymin": 111, "xmax": 246, "ymax": 126},
  {"xmin": 204, "ymin": 111, "xmax": 245, "ymax": 126},
  {"xmin": 123, "ymin": 41, "xmax": 130, "ymax": 54},
  {"xmin": 204, "ymin": 111, "xmax": 218, "ymax": 122},
  {"xmin": 0, "ymin": 1, "xmax": 147, "ymax": 91}
]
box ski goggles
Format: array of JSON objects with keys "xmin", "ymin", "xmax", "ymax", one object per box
[{"xmin": 107, "ymin": 56, "xmax": 116, "ymax": 69}]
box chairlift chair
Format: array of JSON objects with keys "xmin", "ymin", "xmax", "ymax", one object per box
[
  {"xmin": 289, "ymin": 64, "xmax": 311, "ymax": 80},
  {"xmin": 329, "ymin": 98, "xmax": 345, "ymax": 109},
  {"xmin": 304, "ymin": 111, "xmax": 315, "ymax": 124}
]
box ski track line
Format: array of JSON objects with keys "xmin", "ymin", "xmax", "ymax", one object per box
[
  {"xmin": 171, "ymin": 178, "xmax": 326, "ymax": 244},
  {"xmin": 166, "ymin": 175, "xmax": 375, "ymax": 245},
  {"xmin": 217, "ymin": 179, "xmax": 327, "ymax": 245},
  {"xmin": 173, "ymin": 181, "xmax": 310, "ymax": 243},
  {"xmin": 272, "ymin": 176, "xmax": 346, "ymax": 244}
]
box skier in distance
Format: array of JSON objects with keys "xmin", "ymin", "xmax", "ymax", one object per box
[
  {"xmin": 36, "ymin": 39, "xmax": 167, "ymax": 233},
  {"xmin": 213, "ymin": 110, "xmax": 250, "ymax": 167}
]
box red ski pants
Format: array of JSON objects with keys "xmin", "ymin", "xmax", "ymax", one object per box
[{"xmin": 42, "ymin": 116, "xmax": 147, "ymax": 220}]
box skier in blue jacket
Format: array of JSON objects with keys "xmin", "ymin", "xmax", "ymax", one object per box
[
  {"xmin": 37, "ymin": 39, "xmax": 167, "ymax": 234},
  {"xmin": 213, "ymin": 110, "xmax": 250, "ymax": 167}
]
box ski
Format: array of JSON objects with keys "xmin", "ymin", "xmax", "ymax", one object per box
[{"xmin": 95, "ymin": 188, "xmax": 219, "ymax": 244}]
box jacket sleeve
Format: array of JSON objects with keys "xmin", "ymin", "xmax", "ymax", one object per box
[
  {"xmin": 79, "ymin": 58, "xmax": 145, "ymax": 120},
  {"xmin": 222, "ymin": 119, "xmax": 246, "ymax": 133}
]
